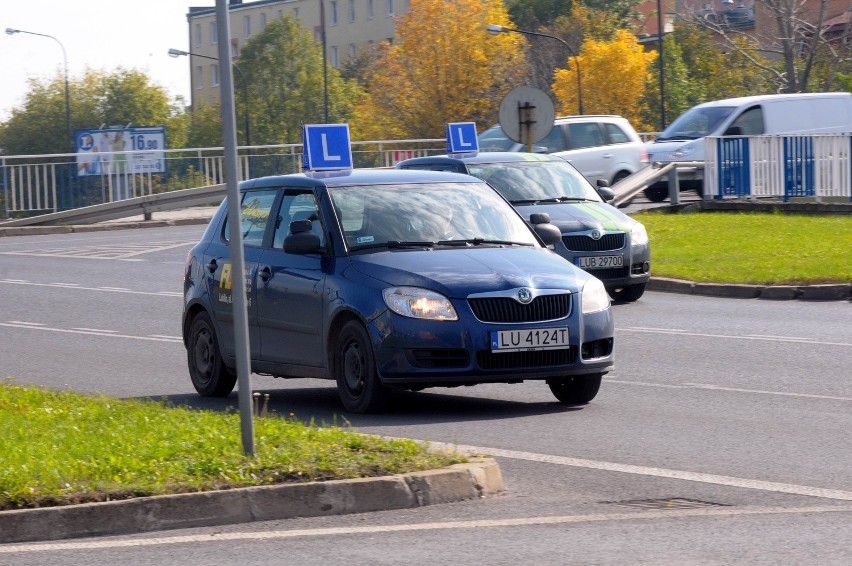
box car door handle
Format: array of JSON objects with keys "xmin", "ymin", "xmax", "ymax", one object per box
[
  {"xmin": 602, "ymin": 153, "xmax": 614, "ymax": 158},
  {"xmin": 206, "ymin": 259, "xmax": 217, "ymax": 273},
  {"xmin": 259, "ymin": 266, "xmax": 272, "ymax": 282}
]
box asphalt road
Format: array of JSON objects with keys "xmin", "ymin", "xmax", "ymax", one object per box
[{"xmin": 1, "ymin": 224, "xmax": 850, "ymax": 565}]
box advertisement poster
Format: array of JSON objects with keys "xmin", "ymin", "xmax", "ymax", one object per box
[{"xmin": 75, "ymin": 126, "xmax": 166, "ymax": 176}]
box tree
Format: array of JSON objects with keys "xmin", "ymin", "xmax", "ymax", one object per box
[
  {"xmin": 694, "ymin": 0, "xmax": 852, "ymax": 93},
  {"xmin": 553, "ymin": 29, "xmax": 656, "ymax": 127},
  {"xmin": 349, "ymin": 0, "xmax": 527, "ymax": 140},
  {"xmin": 0, "ymin": 68, "xmax": 182, "ymax": 155},
  {"xmin": 233, "ymin": 16, "xmax": 363, "ymax": 145}
]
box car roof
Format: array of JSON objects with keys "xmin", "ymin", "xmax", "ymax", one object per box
[
  {"xmin": 398, "ymin": 152, "xmax": 561, "ymax": 167},
  {"xmin": 240, "ymin": 167, "xmax": 482, "ymax": 190}
]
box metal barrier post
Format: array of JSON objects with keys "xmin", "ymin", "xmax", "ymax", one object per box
[{"xmin": 668, "ymin": 167, "xmax": 680, "ymax": 205}]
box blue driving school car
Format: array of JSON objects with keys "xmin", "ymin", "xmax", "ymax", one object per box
[
  {"xmin": 397, "ymin": 151, "xmax": 651, "ymax": 302},
  {"xmin": 182, "ymin": 125, "xmax": 614, "ymax": 413}
]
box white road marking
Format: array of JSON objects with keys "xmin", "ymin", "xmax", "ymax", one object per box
[
  {"xmin": 8, "ymin": 321, "xmax": 44, "ymax": 326},
  {"xmin": 426, "ymin": 442, "xmax": 852, "ymax": 502},
  {"xmin": 619, "ymin": 326, "xmax": 852, "ymax": 347},
  {"xmin": 0, "ymin": 322, "xmax": 182, "ymax": 343},
  {"xmin": 0, "ymin": 279, "xmax": 178, "ymax": 297},
  {"xmin": 0, "ymin": 241, "xmax": 196, "ymax": 260},
  {"xmin": 606, "ymin": 379, "xmax": 852, "ymax": 402},
  {"xmin": 1, "ymin": 505, "xmax": 849, "ymax": 553},
  {"xmin": 71, "ymin": 328, "xmax": 118, "ymax": 334}
]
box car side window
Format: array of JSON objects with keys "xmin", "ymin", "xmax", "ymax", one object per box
[
  {"xmin": 537, "ymin": 125, "xmax": 568, "ymax": 152},
  {"xmin": 273, "ymin": 192, "xmax": 325, "ymax": 250},
  {"xmin": 729, "ymin": 106, "xmax": 765, "ymax": 136},
  {"xmin": 603, "ymin": 123, "xmax": 630, "ymax": 144},
  {"xmin": 567, "ymin": 123, "xmax": 605, "ymax": 149},
  {"xmin": 223, "ymin": 189, "xmax": 278, "ymax": 247}
]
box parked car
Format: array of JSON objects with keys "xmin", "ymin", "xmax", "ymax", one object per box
[
  {"xmin": 396, "ymin": 152, "xmax": 651, "ymax": 302},
  {"xmin": 183, "ymin": 168, "xmax": 614, "ymax": 413},
  {"xmin": 477, "ymin": 115, "xmax": 648, "ymax": 187},
  {"xmin": 644, "ymin": 92, "xmax": 852, "ymax": 201}
]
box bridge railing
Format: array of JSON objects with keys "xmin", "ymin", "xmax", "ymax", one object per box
[{"xmin": 0, "ymin": 139, "xmax": 444, "ymax": 219}]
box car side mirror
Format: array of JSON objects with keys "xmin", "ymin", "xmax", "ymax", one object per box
[
  {"xmin": 284, "ymin": 219, "xmax": 322, "ymax": 253},
  {"xmin": 529, "ymin": 213, "xmax": 562, "ymax": 246},
  {"xmin": 596, "ymin": 184, "xmax": 615, "ymax": 202}
]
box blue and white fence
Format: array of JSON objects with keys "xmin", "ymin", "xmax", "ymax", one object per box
[{"xmin": 705, "ymin": 134, "xmax": 852, "ymax": 201}]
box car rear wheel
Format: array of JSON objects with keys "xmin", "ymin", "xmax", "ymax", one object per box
[
  {"xmin": 334, "ymin": 321, "xmax": 391, "ymax": 413},
  {"xmin": 609, "ymin": 283, "xmax": 646, "ymax": 303},
  {"xmin": 643, "ymin": 184, "xmax": 668, "ymax": 202},
  {"xmin": 547, "ymin": 374, "xmax": 603, "ymax": 405},
  {"xmin": 187, "ymin": 311, "xmax": 237, "ymax": 397}
]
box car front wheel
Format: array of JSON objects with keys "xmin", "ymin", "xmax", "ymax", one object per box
[
  {"xmin": 609, "ymin": 283, "xmax": 646, "ymax": 303},
  {"xmin": 334, "ymin": 321, "xmax": 391, "ymax": 413},
  {"xmin": 187, "ymin": 311, "xmax": 237, "ymax": 397},
  {"xmin": 547, "ymin": 374, "xmax": 603, "ymax": 405}
]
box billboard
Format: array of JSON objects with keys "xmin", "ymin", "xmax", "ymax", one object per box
[{"xmin": 75, "ymin": 126, "xmax": 166, "ymax": 176}]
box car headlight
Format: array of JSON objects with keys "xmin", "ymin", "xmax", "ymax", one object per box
[
  {"xmin": 670, "ymin": 144, "xmax": 696, "ymax": 159},
  {"xmin": 581, "ymin": 277, "xmax": 610, "ymax": 314},
  {"xmin": 383, "ymin": 287, "xmax": 458, "ymax": 321},
  {"xmin": 631, "ymin": 223, "xmax": 649, "ymax": 247}
]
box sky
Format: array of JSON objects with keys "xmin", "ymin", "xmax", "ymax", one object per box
[{"xmin": 1, "ymin": 0, "xmax": 218, "ymax": 120}]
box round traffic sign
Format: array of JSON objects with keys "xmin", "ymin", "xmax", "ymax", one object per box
[{"xmin": 497, "ymin": 86, "xmax": 556, "ymax": 147}]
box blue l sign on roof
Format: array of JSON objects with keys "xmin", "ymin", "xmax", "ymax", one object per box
[
  {"xmin": 302, "ymin": 124, "xmax": 353, "ymax": 171},
  {"xmin": 446, "ymin": 122, "xmax": 479, "ymax": 154}
]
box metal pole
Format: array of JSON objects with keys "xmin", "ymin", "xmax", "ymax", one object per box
[
  {"xmin": 320, "ymin": 0, "xmax": 329, "ymax": 122},
  {"xmin": 216, "ymin": 0, "xmax": 254, "ymax": 457},
  {"xmin": 6, "ymin": 28, "xmax": 72, "ymax": 151},
  {"xmin": 656, "ymin": 0, "xmax": 667, "ymax": 129},
  {"xmin": 487, "ymin": 25, "xmax": 583, "ymax": 115}
]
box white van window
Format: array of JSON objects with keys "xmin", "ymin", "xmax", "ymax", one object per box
[
  {"xmin": 728, "ymin": 106, "xmax": 765, "ymax": 136},
  {"xmin": 659, "ymin": 106, "xmax": 735, "ymax": 140}
]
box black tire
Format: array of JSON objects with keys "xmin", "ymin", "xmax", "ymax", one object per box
[
  {"xmin": 547, "ymin": 374, "xmax": 603, "ymax": 405},
  {"xmin": 611, "ymin": 171, "xmax": 630, "ymax": 186},
  {"xmin": 643, "ymin": 184, "xmax": 668, "ymax": 202},
  {"xmin": 334, "ymin": 321, "xmax": 391, "ymax": 413},
  {"xmin": 187, "ymin": 312, "xmax": 237, "ymax": 397},
  {"xmin": 609, "ymin": 283, "xmax": 646, "ymax": 303}
]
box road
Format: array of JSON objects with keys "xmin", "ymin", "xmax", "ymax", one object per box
[{"xmin": 1, "ymin": 225, "xmax": 850, "ymax": 565}]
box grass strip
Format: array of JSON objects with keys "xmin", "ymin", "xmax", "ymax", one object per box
[
  {"xmin": 0, "ymin": 381, "xmax": 464, "ymax": 510},
  {"xmin": 634, "ymin": 211, "xmax": 852, "ymax": 285}
]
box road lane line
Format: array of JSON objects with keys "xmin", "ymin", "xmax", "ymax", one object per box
[
  {"xmin": 619, "ymin": 327, "xmax": 852, "ymax": 347},
  {"xmin": 2, "ymin": 505, "xmax": 849, "ymax": 553},
  {"xmin": 0, "ymin": 323, "xmax": 181, "ymax": 343},
  {"xmin": 425, "ymin": 443, "xmax": 852, "ymax": 502},
  {"xmin": 606, "ymin": 379, "xmax": 852, "ymax": 402},
  {"xmin": 0, "ymin": 279, "xmax": 178, "ymax": 297}
]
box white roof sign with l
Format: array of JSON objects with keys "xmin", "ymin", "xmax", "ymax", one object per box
[
  {"xmin": 302, "ymin": 124, "xmax": 354, "ymax": 171},
  {"xmin": 446, "ymin": 122, "xmax": 479, "ymax": 154}
]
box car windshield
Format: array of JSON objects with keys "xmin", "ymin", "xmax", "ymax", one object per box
[
  {"xmin": 467, "ymin": 160, "xmax": 602, "ymax": 203},
  {"xmin": 329, "ymin": 182, "xmax": 540, "ymax": 250},
  {"xmin": 657, "ymin": 106, "xmax": 736, "ymax": 140},
  {"xmin": 477, "ymin": 126, "xmax": 519, "ymax": 151}
]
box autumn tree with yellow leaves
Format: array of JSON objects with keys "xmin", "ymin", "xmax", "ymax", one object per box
[
  {"xmin": 552, "ymin": 29, "xmax": 656, "ymax": 131},
  {"xmin": 349, "ymin": 0, "xmax": 527, "ymax": 140}
]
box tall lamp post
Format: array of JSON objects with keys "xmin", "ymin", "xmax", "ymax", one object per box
[
  {"xmin": 656, "ymin": 0, "xmax": 667, "ymax": 130},
  {"xmin": 7, "ymin": 27, "xmax": 72, "ymax": 152},
  {"xmin": 487, "ymin": 23, "xmax": 584, "ymax": 116},
  {"xmin": 168, "ymin": 48, "xmax": 251, "ymax": 147}
]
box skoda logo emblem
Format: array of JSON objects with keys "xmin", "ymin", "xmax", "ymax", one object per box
[
  {"xmin": 517, "ymin": 288, "xmax": 533, "ymax": 304},
  {"xmin": 590, "ymin": 229, "xmax": 602, "ymax": 240}
]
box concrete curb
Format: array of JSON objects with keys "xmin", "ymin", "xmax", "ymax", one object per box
[
  {"xmin": 647, "ymin": 277, "xmax": 852, "ymax": 302},
  {"xmin": 0, "ymin": 457, "xmax": 503, "ymax": 544}
]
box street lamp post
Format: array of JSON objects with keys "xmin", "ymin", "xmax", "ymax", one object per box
[
  {"xmin": 487, "ymin": 24, "xmax": 584, "ymax": 116},
  {"xmin": 7, "ymin": 28, "xmax": 72, "ymax": 152},
  {"xmin": 168, "ymin": 48, "xmax": 251, "ymax": 147}
]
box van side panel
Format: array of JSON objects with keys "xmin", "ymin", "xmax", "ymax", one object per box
[{"xmin": 760, "ymin": 96, "xmax": 852, "ymax": 134}]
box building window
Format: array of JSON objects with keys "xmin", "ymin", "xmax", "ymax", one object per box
[
  {"xmin": 367, "ymin": 0, "xmax": 374, "ymax": 19},
  {"xmin": 231, "ymin": 40, "xmax": 240, "ymax": 59},
  {"xmin": 348, "ymin": 0, "xmax": 355, "ymax": 22},
  {"xmin": 210, "ymin": 21, "xmax": 218, "ymax": 44},
  {"xmin": 194, "ymin": 23, "xmax": 202, "ymax": 47},
  {"xmin": 386, "ymin": 0, "xmax": 393, "ymax": 16},
  {"xmin": 244, "ymin": 15, "xmax": 251, "ymax": 36},
  {"xmin": 260, "ymin": 12, "xmax": 267, "ymax": 28},
  {"xmin": 331, "ymin": 46, "xmax": 339, "ymax": 68},
  {"xmin": 195, "ymin": 65, "xmax": 204, "ymax": 90},
  {"xmin": 349, "ymin": 43, "xmax": 356, "ymax": 58},
  {"xmin": 292, "ymin": 7, "xmax": 298, "ymax": 19},
  {"xmin": 211, "ymin": 63, "xmax": 220, "ymax": 87},
  {"xmin": 330, "ymin": 1, "xmax": 338, "ymax": 25}
]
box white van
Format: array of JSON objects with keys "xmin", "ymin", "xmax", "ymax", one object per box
[{"xmin": 644, "ymin": 92, "xmax": 852, "ymax": 201}]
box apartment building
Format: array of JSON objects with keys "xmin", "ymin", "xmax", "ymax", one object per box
[{"xmin": 185, "ymin": 0, "xmax": 410, "ymax": 108}]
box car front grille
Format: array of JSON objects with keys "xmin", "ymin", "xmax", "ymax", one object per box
[
  {"xmin": 581, "ymin": 266, "xmax": 630, "ymax": 279},
  {"xmin": 468, "ymin": 294, "xmax": 571, "ymax": 323},
  {"xmin": 477, "ymin": 347, "xmax": 577, "ymax": 369},
  {"xmin": 563, "ymin": 233, "xmax": 625, "ymax": 252},
  {"xmin": 406, "ymin": 349, "xmax": 469, "ymax": 369}
]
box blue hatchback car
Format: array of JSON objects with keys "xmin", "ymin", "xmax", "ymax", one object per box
[
  {"xmin": 183, "ymin": 168, "xmax": 614, "ymax": 413},
  {"xmin": 397, "ymin": 152, "xmax": 651, "ymax": 302}
]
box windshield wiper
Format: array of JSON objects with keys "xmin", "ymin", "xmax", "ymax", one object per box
[
  {"xmin": 508, "ymin": 199, "xmax": 541, "ymax": 205},
  {"xmin": 538, "ymin": 196, "xmax": 595, "ymax": 203},
  {"xmin": 436, "ymin": 238, "xmax": 533, "ymax": 247},
  {"xmin": 351, "ymin": 240, "xmax": 435, "ymax": 250}
]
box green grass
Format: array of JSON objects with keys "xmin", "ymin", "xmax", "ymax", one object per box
[
  {"xmin": 634, "ymin": 211, "xmax": 852, "ymax": 285},
  {"xmin": 0, "ymin": 382, "xmax": 464, "ymax": 511}
]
